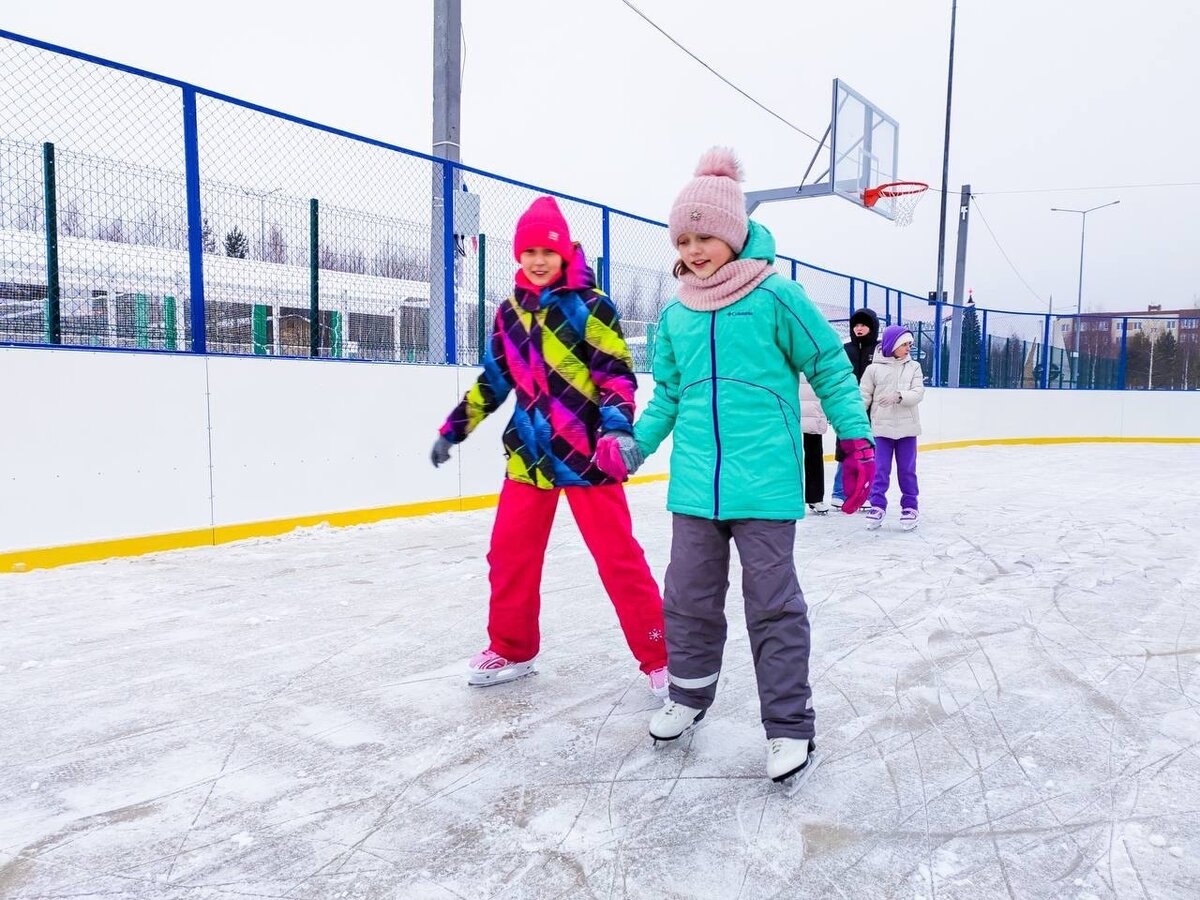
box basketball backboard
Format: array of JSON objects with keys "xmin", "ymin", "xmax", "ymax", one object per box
[
  {"xmin": 831, "ymin": 79, "xmax": 899, "ymax": 219},
  {"xmin": 744, "ymin": 79, "xmax": 904, "ymax": 222}
]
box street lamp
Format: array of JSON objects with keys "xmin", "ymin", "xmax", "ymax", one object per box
[{"xmin": 1051, "ymin": 200, "xmax": 1120, "ymax": 352}]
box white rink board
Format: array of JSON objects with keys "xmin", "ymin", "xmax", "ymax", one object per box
[{"xmin": 1, "ymin": 345, "xmax": 1197, "ymax": 553}]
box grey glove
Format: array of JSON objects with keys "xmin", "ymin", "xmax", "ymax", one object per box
[
  {"xmin": 612, "ymin": 431, "xmax": 645, "ymax": 476},
  {"xmin": 593, "ymin": 431, "xmax": 645, "ymax": 480},
  {"xmin": 430, "ymin": 435, "xmax": 454, "ymax": 467}
]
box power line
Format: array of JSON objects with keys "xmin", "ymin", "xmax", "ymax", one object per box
[
  {"xmin": 927, "ymin": 181, "xmax": 1200, "ymax": 197},
  {"xmin": 969, "ymin": 195, "xmax": 1045, "ymax": 305},
  {"xmin": 971, "ymin": 181, "xmax": 1200, "ymax": 196},
  {"xmin": 618, "ymin": 0, "xmax": 823, "ymax": 145}
]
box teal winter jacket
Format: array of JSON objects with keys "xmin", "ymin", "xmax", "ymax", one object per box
[{"xmin": 634, "ymin": 221, "xmax": 872, "ymax": 520}]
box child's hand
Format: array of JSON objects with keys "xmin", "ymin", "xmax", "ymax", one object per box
[
  {"xmin": 430, "ymin": 435, "xmax": 454, "ymax": 467},
  {"xmin": 836, "ymin": 438, "xmax": 875, "ymax": 514},
  {"xmin": 877, "ymin": 392, "xmax": 901, "ymax": 407},
  {"xmin": 594, "ymin": 432, "xmax": 643, "ymax": 480}
]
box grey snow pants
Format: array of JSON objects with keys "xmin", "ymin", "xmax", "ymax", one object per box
[{"xmin": 663, "ymin": 514, "xmax": 815, "ymax": 740}]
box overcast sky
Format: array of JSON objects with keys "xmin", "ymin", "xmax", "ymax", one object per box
[{"xmin": 5, "ymin": 0, "xmax": 1198, "ymax": 315}]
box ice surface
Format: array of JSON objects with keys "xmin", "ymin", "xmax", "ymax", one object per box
[{"xmin": 2, "ymin": 444, "xmax": 1199, "ymax": 898}]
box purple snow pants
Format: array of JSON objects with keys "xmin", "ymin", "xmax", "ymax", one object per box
[
  {"xmin": 869, "ymin": 435, "xmax": 919, "ymax": 511},
  {"xmin": 662, "ymin": 514, "xmax": 814, "ymax": 740}
]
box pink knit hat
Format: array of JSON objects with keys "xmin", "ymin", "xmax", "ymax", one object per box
[
  {"xmin": 668, "ymin": 147, "xmax": 749, "ymax": 253},
  {"xmin": 513, "ymin": 196, "xmax": 573, "ymax": 262}
]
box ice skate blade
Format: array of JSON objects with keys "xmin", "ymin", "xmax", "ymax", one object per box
[
  {"xmin": 467, "ymin": 663, "xmax": 536, "ymax": 687},
  {"xmin": 649, "ymin": 708, "xmax": 706, "ymax": 743},
  {"xmin": 777, "ymin": 744, "xmax": 821, "ymax": 795}
]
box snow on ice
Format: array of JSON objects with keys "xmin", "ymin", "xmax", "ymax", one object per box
[{"xmin": 1, "ymin": 443, "xmax": 1199, "ymax": 898}]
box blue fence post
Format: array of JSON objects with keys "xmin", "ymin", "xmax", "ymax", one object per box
[
  {"xmin": 897, "ymin": 293, "xmax": 903, "ymax": 325},
  {"xmin": 1040, "ymin": 313, "xmax": 1051, "ymax": 389},
  {"xmin": 1118, "ymin": 318, "xmax": 1129, "ymax": 389},
  {"xmin": 931, "ymin": 300, "xmax": 944, "ymax": 387},
  {"xmin": 863, "ymin": 282, "xmax": 870, "ymax": 318},
  {"xmin": 600, "ymin": 207, "xmax": 611, "ymax": 295},
  {"xmin": 849, "ymin": 279, "xmax": 856, "ymax": 318},
  {"xmin": 441, "ymin": 162, "xmax": 456, "ymax": 364},
  {"xmin": 182, "ymin": 87, "xmax": 206, "ymax": 353},
  {"xmin": 979, "ymin": 309, "xmax": 989, "ymax": 387},
  {"xmin": 790, "ymin": 259, "xmax": 797, "ymax": 282}
]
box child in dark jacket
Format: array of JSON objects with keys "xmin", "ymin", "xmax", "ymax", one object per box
[
  {"xmin": 431, "ymin": 196, "xmax": 668, "ymax": 696},
  {"xmin": 832, "ymin": 307, "xmax": 880, "ymax": 508}
]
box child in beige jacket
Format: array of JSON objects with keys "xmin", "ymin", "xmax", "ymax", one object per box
[{"xmin": 860, "ymin": 325, "xmax": 925, "ymax": 530}]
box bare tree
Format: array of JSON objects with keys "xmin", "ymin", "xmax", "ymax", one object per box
[{"xmin": 265, "ymin": 224, "xmax": 288, "ymax": 263}]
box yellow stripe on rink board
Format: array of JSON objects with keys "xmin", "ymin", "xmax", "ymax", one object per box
[
  {"xmin": 0, "ymin": 473, "xmax": 672, "ymax": 574},
  {"xmin": 821, "ymin": 434, "xmax": 1200, "ymax": 462},
  {"xmin": 7, "ymin": 436, "xmax": 1193, "ymax": 573}
]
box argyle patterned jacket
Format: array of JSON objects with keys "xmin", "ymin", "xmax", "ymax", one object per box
[{"xmin": 439, "ymin": 246, "xmax": 638, "ymax": 489}]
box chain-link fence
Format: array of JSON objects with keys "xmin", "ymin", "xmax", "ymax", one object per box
[
  {"xmin": 3, "ymin": 30, "xmax": 1197, "ymax": 389},
  {"xmin": 913, "ymin": 302, "xmax": 1200, "ymax": 391}
]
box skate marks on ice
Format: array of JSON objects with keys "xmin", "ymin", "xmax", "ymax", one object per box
[{"xmin": 1, "ymin": 445, "xmax": 1199, "ymax": 897}]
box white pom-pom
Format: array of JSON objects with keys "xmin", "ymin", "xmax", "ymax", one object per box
[{"xmin": 694, "ymin": 147, "xmax": 743, "ymax": 182}]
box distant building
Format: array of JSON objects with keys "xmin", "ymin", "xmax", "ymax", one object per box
[{"xmin": 1057, "ymin": 305, "xmax": 1200, "ymax": 352}]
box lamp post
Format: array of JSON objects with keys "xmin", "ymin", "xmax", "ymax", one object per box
[
  {"xmin": 933, "ymin": 0, "xmax": 958, "ymax": 325},
  {"xmin": 1051, "ymin": 200, "xmax": 1120, "ymax": 352}
]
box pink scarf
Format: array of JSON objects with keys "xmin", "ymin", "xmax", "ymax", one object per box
[{"xmin": 676, "ymin": 258, "xmax": 773, "ymax": 312}]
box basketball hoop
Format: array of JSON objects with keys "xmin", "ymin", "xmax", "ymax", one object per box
[{"xmin": 863, "ymin": 181, "xmax": 929, "ymax": 227}]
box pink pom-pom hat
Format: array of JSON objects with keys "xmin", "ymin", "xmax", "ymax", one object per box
[{"xmin": 668, "ymin": 147, "xmax": 749, "ymax": 253}]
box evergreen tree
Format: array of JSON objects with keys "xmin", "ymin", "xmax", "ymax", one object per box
[
  {"xmin": 1153, "ymin": 330, "xmax": 1178, "ymax": 390},
  {"xmin": 224, "ymin": 226, "xmax": 249, "ymax": 259},
  {"xmin": 1125, "ymin": 331, "xmax": 1152, "ymax": 389},
  {"xmin": 960, "ymin": 300, "xmax": 982, "ymax": 386},
  {"xmin": 202, "ymin": 217, "xmax": 217, "ymax": 254}
]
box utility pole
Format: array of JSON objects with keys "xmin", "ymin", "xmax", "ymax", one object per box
[
  {"xmin": 429, "ymin": 0, "xmax": 462, "ymax": 364},
  {"xmin": 947, "ymin": 184, "xmax": 970, "ymax": 387}
]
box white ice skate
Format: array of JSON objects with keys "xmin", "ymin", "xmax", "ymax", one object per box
[
  {"xmin": 865, "ymin": 507, "xmax": 885, "ymax": 530},
  {"xmin": 467, "ymin": 649, "xmax": 536, "ymax": 687},
  {"xmin": 899, "ymin": 508, "xmax": 919, "ymax": 531},
  {"xmin": 767, "ymin": 737, "xmax": 816, "ymax": 783},
  {"xmin": 807, "ymin": 501, "xmax": 830, "ymax": 516},
  {"xmin": 649, "ymin": 701, "xmax": 705, "ymax": 742}
]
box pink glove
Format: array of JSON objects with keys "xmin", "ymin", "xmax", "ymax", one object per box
[
  {"xmin": 593, "ymin": 432, "xmax": 643, "ymax": 481},
  {"xmin": 837, "ymin": 438, "xmax": 875, "ymax": 514}
]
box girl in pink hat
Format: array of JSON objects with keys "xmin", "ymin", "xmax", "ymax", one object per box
[
  {"xmin": 599, "ymin": 148, "xmax": 875, "ymax": 782},
  {"xmin": 430, "ymin": 195, "xmax": 668, "ymax": 697}
]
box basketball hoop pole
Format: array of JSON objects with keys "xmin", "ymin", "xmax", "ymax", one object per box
[
  {"xmin": 745, "ymin": 182, "xmax": 836, "ymax": 215},
  {"xmin": 745, "ymin": 122, "xmax": 833, "ymax": 214}
]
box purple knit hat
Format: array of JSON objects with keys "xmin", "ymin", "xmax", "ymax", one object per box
[
  {"xmin": 668, "ymin": 147, "xmax": 749, "ymax": 253},
  {"xmin": 881, "ymin": 324, "xmax": 915, "ymax": 357}
]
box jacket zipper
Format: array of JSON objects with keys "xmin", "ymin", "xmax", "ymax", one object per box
[{"xmin": 710, "ymin": 312, "xmax": 722, "ymax": 519}]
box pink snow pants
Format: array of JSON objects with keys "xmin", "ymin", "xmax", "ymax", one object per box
[{"xmin": 485, "ymin": 479, "xmax": 667, "ymax": 673}]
